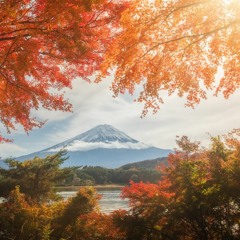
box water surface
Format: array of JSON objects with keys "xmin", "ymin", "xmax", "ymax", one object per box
[{"xmin": 58, "ymin": 187, "xmax": 130, "ymax": 214}]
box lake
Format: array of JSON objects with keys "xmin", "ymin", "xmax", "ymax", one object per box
[{"xmin": 58, "ymin": 187, "xmax": 130, "ymax": 214}]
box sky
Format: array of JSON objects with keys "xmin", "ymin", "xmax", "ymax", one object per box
[{"xmin": 0, "ymin": 75, "xmax": 240, "ymax": 159}]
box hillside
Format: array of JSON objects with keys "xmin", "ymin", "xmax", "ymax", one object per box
[{"xmin": 119, "ymin": 157, "xmax": 168, "ymax": 170}]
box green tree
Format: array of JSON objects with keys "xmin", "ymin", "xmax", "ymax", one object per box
[{"xmin": 0, "ymin": 151, "xmax": 70, "ymax": 202}]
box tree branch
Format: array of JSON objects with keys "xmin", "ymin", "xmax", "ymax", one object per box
[{"xmin": 139, "ymin": 20, "xmax": 240, "ymax": 60}]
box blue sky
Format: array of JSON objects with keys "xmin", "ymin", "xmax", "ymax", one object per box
[{"xmin": 0, "ymin": 75, "xmax": 240, "ymax": 159}]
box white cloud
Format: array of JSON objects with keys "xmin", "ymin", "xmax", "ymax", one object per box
[
  {"xmin": 0, "ymin": 74, "xmax": 240, "ymax": 157},
  {"xmin": 48, "ymin": 140, "xmax": 151, "ymax": 152},
  {"xmin": 50, "ymin": 78, "xmax": 239, "ymax": 150}
]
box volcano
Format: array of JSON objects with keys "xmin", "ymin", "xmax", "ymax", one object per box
[{"xmin": 15, "ymin": 124, "xmax": 172, "ymax": 168}]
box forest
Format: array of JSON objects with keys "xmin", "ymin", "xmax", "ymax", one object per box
[
  {"xmin": 0, "ymin": 155, "xmax": 165, "ymax": 190},
  {"xmin": 1, "ymin": 0, "xmax": 240, "ymax": 239},
  {"xmin": 0, "ymin": 134, "xmax": 240, "ymax": 239},
  {"xmin": 60, "ymin": 158, "xmax": 166, "ymax": 186}
]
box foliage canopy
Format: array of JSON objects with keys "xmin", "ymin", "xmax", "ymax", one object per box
[
  {"xmin": 0, "ymin": 0, "xmax": 240, "ymax": 140},
  {"xmin": 100, "ymin": 0, "xmax": 240, "ymax": 115},
  {"xmin": 119, "ymin": 134, "xmax": 240, "ymax": 239},
  {"xmin": 0, "ymin": 0, "xmax": 126, "ymax": 141}
]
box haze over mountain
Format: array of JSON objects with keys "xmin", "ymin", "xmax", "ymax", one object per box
[{"xmin": 14, "ymin": 124, "xmax": 172, "ymax": 168}]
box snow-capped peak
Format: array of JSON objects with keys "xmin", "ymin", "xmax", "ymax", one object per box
[
  {"xmin": 74, "ymin": 124, "xmax": 138, "ymax": 143},
  {"xmin": 47, "ymin": 124, "xmax": 151, "ymax": 152}
]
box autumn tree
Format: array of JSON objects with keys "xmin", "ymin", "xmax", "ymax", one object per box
[
  {"xmin": 0, "ymin": 186, "xmax": 102, "ymax": 240},
  {"xmin": 0, "ymin": 150, "xmax": 70, "ymax": 202},
  {"xmin": 50, "ymin": 187, "xmax": 100, "ymax": 240},
  {"xmin": 73, "ymin": 211, "xmax": 126, "ymax": 240},
  {"xmin": 0, "ymin": 186, "xmax": 46, "ymax": 240},
  {"xmin": 0, "ymin": 0, "xmax": 126, "ymax": 141},
  {"xmin": 119, "ymin": 135, "xmax": 240, "ymax": 240},
  {"xmin": 100, "ymin": 0, "xmax": 240, "ymax": 115}
]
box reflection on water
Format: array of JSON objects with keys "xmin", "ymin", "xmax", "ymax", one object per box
[
  {"xmin": 58, "ymin": 188, "xmax": 130, "ymax": 214},
  {"xmin": 98, "ymin": 189, "xmax": 130, "ymax": 213}
]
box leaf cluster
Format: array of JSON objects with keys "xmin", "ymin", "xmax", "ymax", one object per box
[
  {"xmin": 0, "ymin": 0, "xmax": 127, "ymax": 140},
  {"xmin": 118, "ymin": 135, "xmax": 240, "ymax": 239},
  {"xmin": 100, "ymin": 0, "xmax": 240, "ymax": 115}
]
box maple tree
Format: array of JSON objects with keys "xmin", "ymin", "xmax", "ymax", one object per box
[
  {"xmin": 100, "ymin": 0, "xmax": 240, "ymax": 115},
  {"xmin": 0, "ymin": 186, "xmax": 101, "ymax": 240},
  {"xmin": 119, "ymin": 135, "xmax": 240, "ymax": 239},
  {"xmin": 69, "ymin": 211, "xmax": 126, "ymax": 239},
  {"xmin": 0, "ymin": 182, "xmax": 124, "ymax": 240},
  {"xmin": 0, "ymin": 0, "xmax": 126, "ymax": 141}
]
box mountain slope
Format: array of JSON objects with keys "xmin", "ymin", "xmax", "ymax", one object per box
[
  {"xmin": 119, "ymin": 157, "xmax": 168, "ymax": 170},
  {"xmin": 46, "ymin": 124, "xmax": 148, "ymax": 152},
  {"xmin": 14, "ymin": 124, "xmax": 172, "ymax": 168}
]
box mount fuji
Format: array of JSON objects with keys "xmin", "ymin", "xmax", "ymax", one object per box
[{"xmin": 15, "ymin": 124, "xmax": 172, "ymax": 168}]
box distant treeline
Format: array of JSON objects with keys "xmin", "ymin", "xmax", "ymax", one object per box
[
  {"xmin": 120, "ymin": 157, "xmax": 167, "ymax": 170},
  {"xmin": 61, "ymin": 157, "xmax": 167, "ymax": 186}
]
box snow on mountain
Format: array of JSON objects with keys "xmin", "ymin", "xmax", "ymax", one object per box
[
  {"xmin": 47, "ymin": 124, "xmax": 151, "ymax": 152},
  {"xmin": 73, "ymin": 124, "xmax": 138, "ymax": 143}
]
